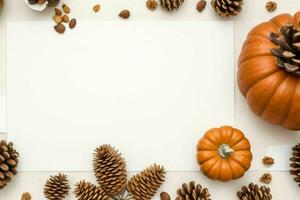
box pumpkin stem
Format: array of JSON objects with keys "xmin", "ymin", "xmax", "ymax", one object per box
[{"xmin": 218, "ymin": 144, "xmax": 234, "ymax": 159}]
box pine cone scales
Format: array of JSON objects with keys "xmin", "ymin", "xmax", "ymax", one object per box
[
  {"xmin": 270, "ymin": 24, "xmax": 300, "ymax": 76},
  {"xmin": 74, "ymin": 181, "xmax": 109, "ymax": 200},
  {"xmin": 160, "ymin": 0, "xmax": 184, "ymax": 11},
  {"xmin": 176, "ymin": 181, "xmax": 211, "ymax": 200},
  {"xmin": 128, "ymin": 164, "xmax": 166, "ymax": 200},
  {"xmin": 290, "ymin": 143, "xmax": 300, "ymax": 186},
  {"xmin": 211, "ymin": 0, "xmax": 244, "ymax": 17},
  {"xmin": 0, "ymin": 140, "xmax": 19, "ymax": 189},
  {"xmin": 93, "ymin": 144, "xmax": 127, "ymax": 196},
  {"xmin": 44, "ymin": 173, "xmax": 70, "ymax": 200},
  {"xmin": 237, "ymin": 183, "xmax": 272, "ymax": 200}
]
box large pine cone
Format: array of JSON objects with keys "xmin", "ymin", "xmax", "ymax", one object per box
[
  {"xmin": 290, "ymin": 143, "xmax": 300, "ymax": 187},
  {"xmin": 160, "ymin": 0, "xmax": 184, "ymax": 11},
  {"xmin": 74, "ymin": 180, "xmax": 109, "ymax": 200},
  {"xmin": 128, "ymin": 164, "xmax": 166, "ymax": 200},
  {"xmin": 93, "ymin": 144, "xmax": 127, "ymax": 196},
  {"xmin": 0, "ymin": 140, "xmax": 19, "ymax": 189},
  {"xmin": 176, "ymin": 181, "xmax": 211, "ymax": 200},
  {"xmin": 237, "ymin": 183, "xmax": 272, "ymax": 200},
  {"xmin": 44, "ymin": 173, "xmax": 70, "ymax": 200},
  {"xmin": 270, "ymin": 24, "xmax": 300, "ymax": 76},
  {"xmin": 211, "ymin": 0, "xmax": 244, "ymax": 17}
]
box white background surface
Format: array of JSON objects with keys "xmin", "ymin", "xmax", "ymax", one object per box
[
  {"xmin": 7, "ymin": 21, "xmax": 234, "ymax": 172},
  {"xmin": 0, "ymin": 0, "xmax": 300, "ymax": 199}
]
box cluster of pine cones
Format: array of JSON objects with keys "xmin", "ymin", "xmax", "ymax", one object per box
[
  {"xmin": 160, "ymin": 0, "xmax": 244, "ymax": 17},
  {"xmin": 42, "ymin": 144, "xmax": 166, "ymax": 200}
]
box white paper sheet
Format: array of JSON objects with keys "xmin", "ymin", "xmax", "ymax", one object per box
[{"xmin": 7, "ymin": 21, "xmax": 234, "ymax": 171}]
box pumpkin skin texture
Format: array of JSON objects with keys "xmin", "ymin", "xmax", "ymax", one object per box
[
  {"xmin": 196, "ymin": 126, "xmax": 252, "ymax": 182},
  {"xmin": 238, "ymin": 12, "xmax": 300, "ymax": 130}
]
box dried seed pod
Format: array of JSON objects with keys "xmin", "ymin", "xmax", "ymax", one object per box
[
  {"xmin": 53, "ymin": 15, "xmax": 63, "ymax": 24},
  {"xmin": 74, "ymin": 180, "xmax": 109, "ymax": 200},
  {"xmin": 21, "ymin": 192, "xmax": 31, "ymax": 200},
  {"xmin": 69, "ymin": 19, "xmax": 77, "ymax": 29},
  {"xmin": 176, "ymin": 181, "xmax": 211, "ymax": 200},
  {"xmin": 237, "ymin": 183, "xmax": 272, "ymax": 200},
  {"xmin": 160, "ymin": 192, "xmax": 171, "ymax": 200},
  {"xmin": 196, "ymin": 0, "xmax": 206, "ymax": 12},
  {"xmin": 160, "ymin": 0, "xmax": 184, "ymax": 11},
  {"xmin": 119, "ymin": 10, "xmax": 130, "ymax": 19},
  {"xmin": 146, "ymin": 0, "xmax": 158, "ymax": 11},
  {"xmin": 54, "ymin": 24, "xmax": 66, "ymax": 34},
  {"xmin": 0, "ymin": 140, "xmax": 19, "ymax": 190},
  {"xmin": 93, "ymin": 144, "xmax": 127, "ymax": 196},
  {"xmin": 128, "ymin": 164, "xmax": 166, "ymax": 200},
  {"xmin": 62, "ymin": 15, "xmax": 69, "ymax": 23},
  {"xmin": 54, "ymin": 8, "xmax": 62, "ymax": 15},
  {"xmin": 44, "ymin": 173, "xmax": 70, "ymax": 200},
  {"xmin": 62, "ymin": 4, "xmax": 70, "ymax": 14},
  {"xmin": 290, "ymin": 143, "xmax": 300, "ymax": 187}
]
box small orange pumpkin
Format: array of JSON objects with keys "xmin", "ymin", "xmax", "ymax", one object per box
[
  {"xmin": 196, "ymin": 126, "xmax": 252, "ymax": 182},
  {"xmin": 238, "ymin": 12, "xmax": 300, "ymax": 130}
]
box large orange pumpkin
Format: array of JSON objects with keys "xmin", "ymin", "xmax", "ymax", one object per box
[
  {"xmin": 238, "ymin": 12, "xmax": 300, "ymax": 130},
  {"xmin": 196, "ymin": 126, "xmax": 252, "ymax": 182}
]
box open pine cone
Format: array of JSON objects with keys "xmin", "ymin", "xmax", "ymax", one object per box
[
  {"xmin": 176, "ymin": 181, "xmax": 211, "ymax": 200},
  {"xmin": 128, "ymin": 164, "xmax": 166, "ymax": 200},
  {"xmin": 44, "ymin": 173, "xmax": 70, "ymax": 200},
  {"xmin": 270, "ymin": 24, "xmax": 300, "ymax": 76},
  {"xmin": 0, "ymin": 140, "xmax": 19, "ymax": 189},
  {"xmin": 160, "ymin": 0, "xmax": 184, "ymax": 11},
  {"xmin": 290, "ymin": 143, "xmax": 300, "ymax": 187},
  {"xmin": 237, "ymin": 183, "xmax": 272, "ymax": 200},
  {"xmin": 211, "ymin": 0, "xmax": 244, "ymax": 17},
  {"xmin": 74, "ymin": 180, "xmax": 109, "ymax": 200},
  {"xmin": 93, "ymin": 144, "xmax": 127, "ymax": 196},
  {"xmin": 21, "ymin": 192, "xmax": 31, "ymax": 200}
]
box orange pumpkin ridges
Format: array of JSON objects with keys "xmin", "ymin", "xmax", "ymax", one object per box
[
  {"xmin": 196, "ymin": 126, "xmax": 253, "ymax": 182},
  {"xmin": 238, "ymin": 11, "xmax": 300, "ymax": 130}
]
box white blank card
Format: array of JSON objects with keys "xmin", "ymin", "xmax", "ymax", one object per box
[{"xmin": 7, "ymin": 21, "xmax": 234, "ymax": 171}]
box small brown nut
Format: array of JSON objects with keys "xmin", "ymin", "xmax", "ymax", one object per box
[
  {"xmin": 62, "ymin": 15, "xmax": 69, "ymax": 23},
  {"xmin": 119, "ymin": 9, "xmax": 130, "ymax": 19},
  {"xmin": 69, "ymin": 18, "xmax": 77, "ymax": 29},
  {"xmin": 53, "ymin": 15, "xmax": 63, "ymax": 24},
  {"xmin": 196, "ymin": 0, "xmax": 206, "ymax": 12},
  {"xmin": 54, "ymin": 8, "xmax": 62, "ymax": 15},
  {"xmin": 62, "ymin": 4, "xmax": 71, "ymax": 14},
  {"xmin": 93, "ymin": 4, "xmax": 101, "ymax": 13},
  {"xmin": 146, "ymin": 0, "xmax": 158, "ymax": 11},
  {"xmin": 54, "ymin": 24, "xmax": 66, "ymax": 34}
]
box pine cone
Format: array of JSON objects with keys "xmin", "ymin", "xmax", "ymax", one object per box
[
  {"xmin": 176, "ymin": 181, "xmax": 211, "ymax": 200},
  {"xmin": 270, "ymin": 24, "xmax": 300, "ymax": 76},
  {"xmin": 44, "ymin": 173, "xmax": 70, "ymax": 200},
  {"xmin": 0, "ymin": 140, "xmax": 19, "ymax": 189},
  {"xmin": 211, "ymin": 0, "xmax": 244, "ymax": 17},
  {"xmin": 74, "ymin": 180, "xmax": 110, "ymax": 200},
  {"xmin": 237, "ymin": 183, "xmax": 272, "ymax": 200},
  {"xmin": 160, "ymin": 0, "xmax": 184, "ymax": 11},
  {"xmin": 128, "ymin": 164, "xmax": 166, "ymax": 200},
  {"xmin": 93, "ymin": 144, "xmax": 127, "ymax": 196},
  {"xmin": 21, "ymin": 192, "xmax": 31, "ymax": 200},
  {"xmin": 290, "ymin": 143, "xmax": 300, "ymax": 187}
]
